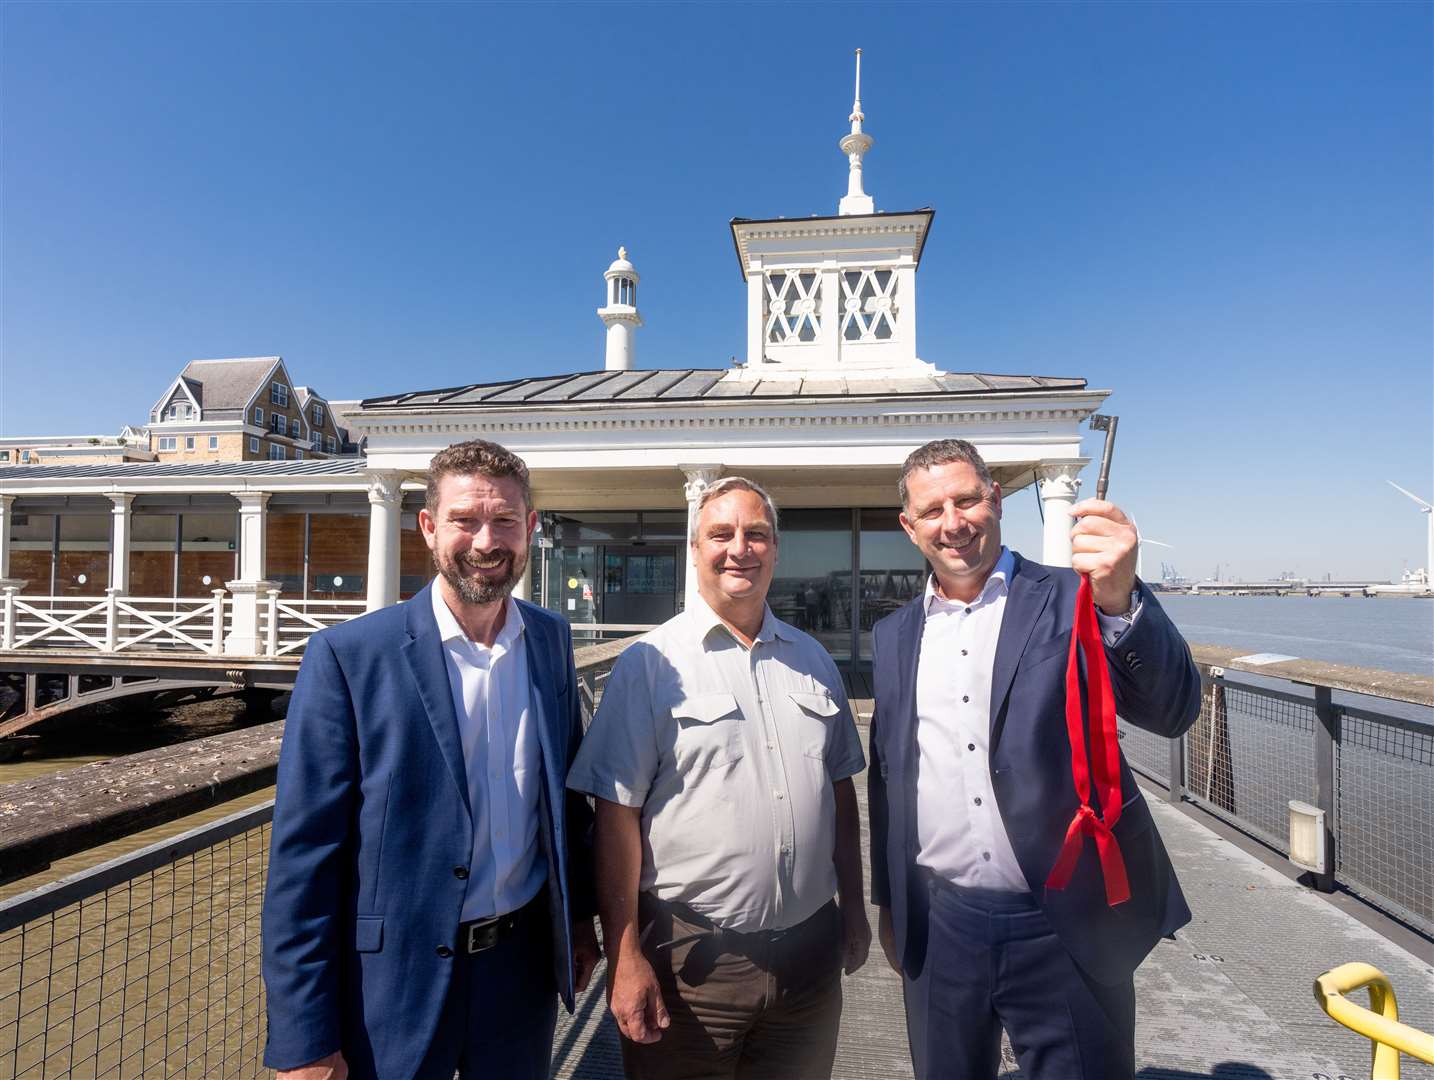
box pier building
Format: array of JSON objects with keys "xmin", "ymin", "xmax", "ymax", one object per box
[{"xmin": 0, "ymin": 58, "xmax": 1107, "ymax": 672}]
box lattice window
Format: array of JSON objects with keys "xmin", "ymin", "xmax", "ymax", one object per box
[
  {"xmin": 840, "ymin": 268, "xmax": 899, "ymax": 342},
  {"xmin": 764, "ymin": 270, "xmax": 822, "ymax": 345}
]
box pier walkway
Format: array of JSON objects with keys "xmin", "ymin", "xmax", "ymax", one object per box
[{"xmin": 551, "ymin": 756, "xmax": 1434, "ymax": 1080}]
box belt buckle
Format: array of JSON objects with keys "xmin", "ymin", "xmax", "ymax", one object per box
[{"xmin": 465, "ymin": 916, "xmax": 502, "ymax": 955}]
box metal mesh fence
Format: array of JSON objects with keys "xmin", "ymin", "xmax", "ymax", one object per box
[
  {"xmin": 1116, "ymin": 719, "xmax": 1169, "ymax": 785},
  {"xmin": 1182, "ymin": 679, "xmax": 1317, "ymax": 854},
  {"xmin": 1336, "ymin": 708, "xmax": 1434, "ymax": 936},
  {"xmin": 0, "ymin": 805, "xmax": 271, "ymax": 1079}
]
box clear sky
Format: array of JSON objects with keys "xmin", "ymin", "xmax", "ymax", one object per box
[{"xmin": 2, "ymin": 2, "xmax": 1430, "ymax": 582}]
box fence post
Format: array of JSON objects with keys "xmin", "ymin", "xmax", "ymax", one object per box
[
  {"xmin": 210, "ymin": 589, "xmax": 227, "ymax": 654},
  {"xmin": 1, "ymin": 586, "xmax": 15, "ymax": 650},
  {"xmin": 104, "ymin": 587, "xmax": 121, "ymax": 652},
  {"xmin": 1312, "ymin": 685, "xmax": 1339, "ymax": 892},
  {"xmin": 265, "ymin": 589, "xmax": 280, "ymax": 656},
  {"xmin": 1166, "ymin": 729, "xmax": 1186, "ymax": 804}
]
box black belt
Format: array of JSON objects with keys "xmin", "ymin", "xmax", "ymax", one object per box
[
  {"xmin": 457, "ymin": 892, "xmax": 543, "ymax": 955},
  {"xmin": 642, "ymin": 895, "xmax": 832, "ymax": 952}
]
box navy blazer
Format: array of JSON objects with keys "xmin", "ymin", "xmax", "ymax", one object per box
[
  {"xmin": 262, "ymin": 582, "xmax": 595, "ymax": 1077},
  {"xmin": 868, "ymin": 553, "xmax": 1201, "ymax": 986}
]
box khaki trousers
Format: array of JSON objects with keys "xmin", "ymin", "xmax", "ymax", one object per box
[{"xmin": 620, "ymin": 896, "xmax": 844, "ymax": 1080}]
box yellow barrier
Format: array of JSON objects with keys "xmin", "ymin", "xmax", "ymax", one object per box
[{"xmin": 1313, "ymin": 962, "xmax": 1434, "ymax": 1080}]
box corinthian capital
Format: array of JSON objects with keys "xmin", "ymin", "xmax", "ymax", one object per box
[
  {"xmin": 1036, "ymin": 460, "xmax": 1086, "ymax": 503},
  {"xmin": 680, "ymin": 464, "xmax": 722, "ymax": 504},
  {"xmin": 366, "ymin": 470, "xmax": 405, "ymax": 505}
]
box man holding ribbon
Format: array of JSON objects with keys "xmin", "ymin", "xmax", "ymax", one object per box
[{"xmin": 867, "ymin": 438, "xmax": 1201, "ymax": 1080}]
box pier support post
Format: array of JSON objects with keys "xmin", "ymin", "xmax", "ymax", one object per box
[
  {"xmin": 680, "ymin": 464, "xmax": 722, "ymax": 613},
  {"xmin": 2, "ymin": 585, "xmax": 17, "ymax": 649},
  {"xmin": 0, "ymin": 495, "xmax": 16, "ymax": 583},
  {"xmin": 107, "ymin": 494, "xmax": 136, "ymax": 594},
  {"xmin": 1036, "ymin": 459, "xmax": 1086, "ymax": 568},
  {"xmin": 365, "ymin": 471, "xmax": 404, "ymax": 612}
]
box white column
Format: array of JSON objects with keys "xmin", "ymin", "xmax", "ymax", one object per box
[
  {"xmin": 680, "ymin": 464, "xmax": 722, "ymax": 613},
  {"xmin": 366, "ymin": 471, "xmax": 403, "ymax": 612},
  {"xmin": 746, "ymin": 260, "xmax": 765, "ymax": 367},
  {"xmin": 0, "ymin": 495, "xmax": 23, "ymax": 593},
  {"xmin": 226, "ymin": 491, "xmax": 276, "ymax": 655},
  {"xmin": 819, "ymin": 262, "xmax": 841, "ymax": 368},
  {"xmin": 108, "ymin": 493, "xmax": 136, "ymax": 594},
  {"xmin": 1037, "ymin": 460, "xmax": 1087, "ymax": 568}
]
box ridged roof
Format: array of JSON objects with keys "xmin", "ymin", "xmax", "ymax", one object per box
[{"xmin": 363, "ymin": 368, "xmax": 1086, "ymax": 409}]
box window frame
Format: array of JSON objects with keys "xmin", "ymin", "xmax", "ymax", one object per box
[
  {"xmin": 209, "ymin": 435, "xmax": 219, "ymax": 450},
  {"xmin": 270, "ymin": 381, "xmax": 289, "ymax": 407},
  {"xmin": 184, "ymin": 436, "xmax": 195, "ymax": 450},
  {"xmin": 249, "ymin": 436, "xmax": 260, "ymax": 454},
  {"xmin": 158, "ymin": 437, "xmax": 177, "ymax": 451}
]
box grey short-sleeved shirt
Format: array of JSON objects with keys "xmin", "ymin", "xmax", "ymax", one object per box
[{"xmin": 567, "ymin": 596, "xmax": 866, "ymax": 932}]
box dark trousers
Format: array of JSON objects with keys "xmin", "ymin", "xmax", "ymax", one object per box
[
  {"xmin": 903, "ymin": 875, "xmax": 1135, "ymax": 1080},
  {"xmin": 621, "ymin": 896, "xmax": 844, "ymax": 1080},
  {"xmin": 412, "ymin": 898, "xmax": 558, "ymax": 1080}
]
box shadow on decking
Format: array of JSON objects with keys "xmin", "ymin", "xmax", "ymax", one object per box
[{"xmin": 1137, "ymin": 1067, "xmax": 1276, "ymax": 1080}]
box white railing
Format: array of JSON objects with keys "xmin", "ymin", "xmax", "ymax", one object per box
[
  {"xmin": 262, "ymin": 594, "xmax": 369, "ymax": 657},
  {"xmin": 1, "ymin": 589, "xmax": 231, "ymax": 654}
]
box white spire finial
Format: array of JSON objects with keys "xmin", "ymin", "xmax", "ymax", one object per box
[
  {"xmin": 850, "ymin": 48, "xmax": 864, "ymax": 130},
  {"xmin": 838, "ymin": 48, "xmax": 875, "ymax": 215},
  {"xmin": 618, "ymin": 245, "xmax": 627, "ymax": 260}
]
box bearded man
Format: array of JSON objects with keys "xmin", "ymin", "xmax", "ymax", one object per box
[{"xmin": 262, "ymin": 438, "xmax": 600, "ymax": 1080}]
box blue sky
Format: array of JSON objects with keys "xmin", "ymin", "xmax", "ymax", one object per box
[{"xmin": 2, "ymin": 2, "xmax": 1430, "ymax": 581}]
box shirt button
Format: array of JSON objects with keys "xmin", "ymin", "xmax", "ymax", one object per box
[
  {"xmin": 961, "ymin": 649, "xmax": 968, "ymax": 656},
  {"xmin": 962, "ymin": 695, "xmax": 969, "ymax": 703},
  {"xmin": 436, "ymin": 945, "xmax": 453, "ymax": 958},
  {"xmin": 982, "ymin": 852, "xmax": 991, "ymax": 862},
  {"xmin": 775, "ymin": 791, "xmax": 785, "ymax": 800},
  {"xmin": 967, "ymin": 743, "xmax": 976, "ymax": 752},
  {"xmin": 453, "ymin": 866, "xmax": 468, "ymax": 880},
  {"xmin": 964, "ymin": 607, "xmax": 972, "ymax": 614},
  {"xmin": 974, "ymin": 797, "xmax": 982, "ymax": 806}
]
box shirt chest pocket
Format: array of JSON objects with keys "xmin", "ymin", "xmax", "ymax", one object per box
[
  {"xmin": 671, "ymin": 692, "xmax": 745, "ymax": 773},
  {"xmin": 790, "ymin": 690, "xmax": 839, "ymax": 760}
]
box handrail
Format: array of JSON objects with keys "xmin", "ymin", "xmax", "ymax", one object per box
[{"xmin": 1313, "ymin": 962, "xmax": 1434, "ymax": 1079}]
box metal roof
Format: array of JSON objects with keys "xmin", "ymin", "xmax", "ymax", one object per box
[
  {"xmin": 0, "ymin": 459, "xmax": 366, "ymax": 481},
  {"xmin": 362, "ymin": 368, "xmax": 1086, "ymax": 410}
]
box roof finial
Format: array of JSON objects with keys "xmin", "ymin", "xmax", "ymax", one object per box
[
  {"xmin": 850, "ymin": 48, "xmax": 864, "ymax": 130},
  {"xmin": 838, "ymin": 48, "xmax": 875, "ymax": 215},
  {"xmin": 618, "ymin": 245, "xmax": 627, "ymax": 260}
]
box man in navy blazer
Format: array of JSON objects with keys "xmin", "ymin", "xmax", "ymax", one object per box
[
  {"xmin": 262, "ymin": 439, "xmax": 600, "ymax": 1080},
  {"xmin": 868, "ymin": 439, "xmax": 1201, "ymax": 1080}
]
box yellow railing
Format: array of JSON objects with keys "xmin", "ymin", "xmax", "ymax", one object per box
[{"xmin": 1313, "ymin": 962, "xmax": 1434, "ymax": 1080}]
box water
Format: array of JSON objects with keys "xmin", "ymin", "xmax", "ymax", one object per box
[{"xmin": 1157, "ymin": 594, "xmax": 1433, "ymax": 678}]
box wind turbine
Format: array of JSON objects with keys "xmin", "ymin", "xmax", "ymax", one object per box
[
  {"xmin": 1387, "ymin": 481, "xmax": 1433, "ymax": 584},
  {"xmin": 1137, "ymin": 536, "xmax": 1172, "ymax": 583}
]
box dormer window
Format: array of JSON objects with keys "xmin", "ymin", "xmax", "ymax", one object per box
[
  {"xmin": 312, "ymin": 404, "xmax": 325, "ymax": 426},
  {"xmin": 270, "ymin": 382, "xmax": 289, "ymax": 407},
  {"xmin": 840, "ymin": 268, "xmax": 898, "ymax": 342},
  {"xmin": 168, "ymin": 404, "xmax": 178, "ymax": 419}
]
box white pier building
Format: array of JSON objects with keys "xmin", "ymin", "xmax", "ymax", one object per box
[{"xmin": 0, "ymin": 56, "xmax": 1109, "ymax": 668}]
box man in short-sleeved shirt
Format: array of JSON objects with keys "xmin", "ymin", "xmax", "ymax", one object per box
[{"xmin": 568, "ymin": 476, "xmax": 870, "ymax": 1080}]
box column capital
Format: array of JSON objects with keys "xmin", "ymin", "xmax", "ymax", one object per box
[
  {"xmin": 679, "ymin": 464, "xmax": 722, "ymax": 503},
  {"xmin": 107, "ymin": 492, "xmax": 137, "ymax": 510},
  {"xmin": 366, "ymin": 470, "xmax": 405, "ymax": 506},
  {"xmin": 230, "ymin": 490, "xmax": 272, "ymax": 511},
  {"xmin": 0, "ymin": 494, "xmax": 16, "ymax": 510},
  {"xmin": 1036, "ymin": 459, "xmax": 1088, "ymax": 503}
]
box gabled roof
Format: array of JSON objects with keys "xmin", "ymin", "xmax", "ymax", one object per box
[
  {"xmin": 175, "ymin": 357, "xmax": 283, "ymax": 414},
  {"xmin": 361, "ymin": 368, "xmax": 1087, "ymax": 410}
]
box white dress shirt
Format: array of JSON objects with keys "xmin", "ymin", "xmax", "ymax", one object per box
[
  {"xmin": 567, "ymin": 595, "xmax": 866, "ymax": 932},
  {"xmin": 430, "ymin": 584, "xmax": 545, "ymax": 920},
  {"xmin": 914, "ymin": 549, "xmax": 1139, "ymax": 891}
]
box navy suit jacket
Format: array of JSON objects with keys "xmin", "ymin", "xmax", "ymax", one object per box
[
  {"xmin": 868, "ymin": 553, "xmax": 1201, "ymax": 986},
  {"xmin": 261, "ymin": 583, "xmax": 594, "ymax": 1077}
]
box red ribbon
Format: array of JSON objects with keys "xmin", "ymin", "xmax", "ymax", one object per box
[{"xmin": 1044, "ymin": 574, "xmax": 1130, "ymax": 907}]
